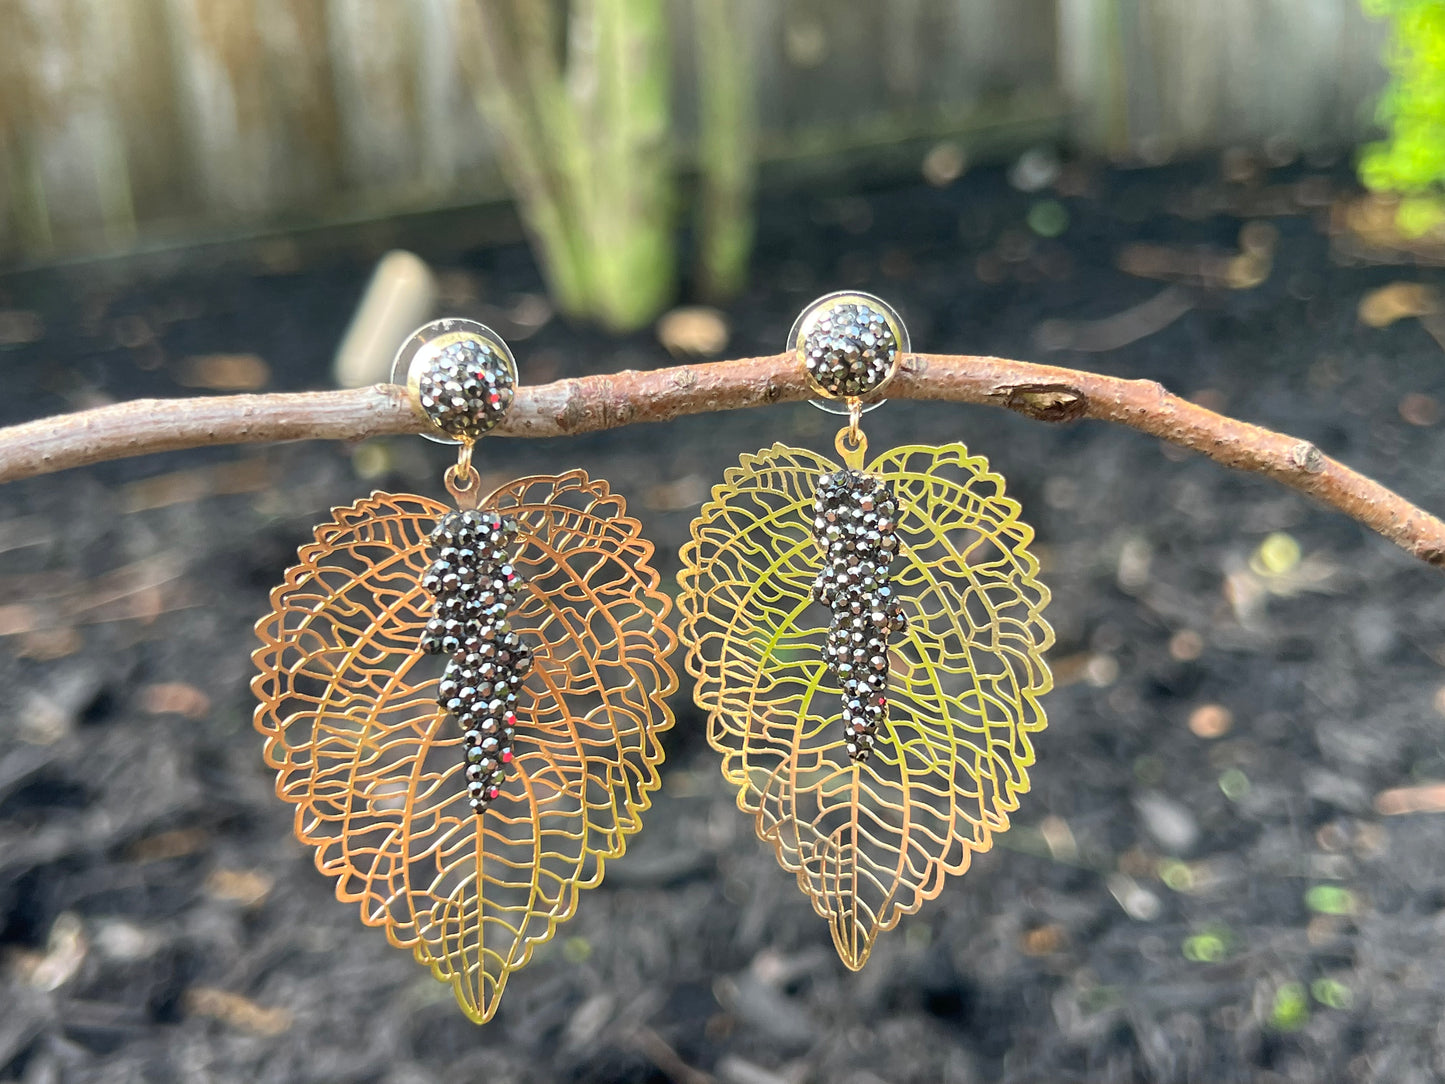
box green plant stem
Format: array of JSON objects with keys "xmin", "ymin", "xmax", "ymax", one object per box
[
  {"xmin": 1359, "ymin": 0, "xmax": 1445, "ymax": 235},
  {"xmin": 585, "ymin": 0, "xmax": 675, "ymax": 328},
  {"xmin": 467, "ymin": 1, "xmax": 594, "ymax": 315},
  {"xmin": 468, "ymin": 0, "xmax": 674, "ymax": 331},
  {"xmin": 693, "ymin": 0, "xmax": 755, "ymax": 300}
]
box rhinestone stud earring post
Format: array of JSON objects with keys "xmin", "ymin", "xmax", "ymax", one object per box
[
  {"xmin": 796, "ymin": 290, "xmax": 905, "ymax": 402},
  {"xmin": 253, "ymin": 319, "xmax": 677, "ymax": 1024}
]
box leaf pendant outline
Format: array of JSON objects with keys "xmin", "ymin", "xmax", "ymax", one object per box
[
  {"xmin": 252, "ymin": 471, "xmax": 678, "ymax": 1022},
  {"xmin": 677, "ymin": 442, "xmax": 1053, "ymax": 969}
]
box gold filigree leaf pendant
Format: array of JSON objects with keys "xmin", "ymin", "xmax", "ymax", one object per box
[
  {"xmin": 252, "ymin": 320, "xmax": 677, "ymax": 1024},
  {"xmin": 678, "ymin": 293, "xmax": 1054, "ymax": 969}
]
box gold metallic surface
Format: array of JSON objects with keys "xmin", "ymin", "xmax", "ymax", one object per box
[
  {"xmin": 678, "ymin": 442, "xmax": 1053, "ymax": 968},
  {"xmin": 835, "ymin": 421, "xmax": 866, "ymax": 468},
  {"xmin": 252, "ymin": 473, "xmax": 677, "ymax": 1023},
  {"xmin": 444, "ymin": 442, "xmax": 481, "ymax": 508}
]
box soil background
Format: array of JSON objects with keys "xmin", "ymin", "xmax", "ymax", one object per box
[{"xmin": 3, "ymin": 160, "xmax": 1445, "ymax": 1084}]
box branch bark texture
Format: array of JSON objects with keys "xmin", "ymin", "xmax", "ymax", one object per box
[{"xmin": 0, "ymin": 352, "xmax": 1441, "ymax": 570}]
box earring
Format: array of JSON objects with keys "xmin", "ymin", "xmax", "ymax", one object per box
[
  {"xmin": 252, "ymin": 319, "xmax": 677, "ymax": 1024},
  {"xmin": 678, "ymin": 292, "xmax": 1053, "ymax": 969}
]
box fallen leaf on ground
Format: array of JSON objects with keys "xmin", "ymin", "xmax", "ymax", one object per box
[
  {"xmin": 657, "ymin": 306, "xmax": 730, "ymax": 356},
  {"xmin": 204, "ymin": 869, "xmax": 274, "ymax": 907},
  {"xmin": 1375, "ymin": 783, "xmax": 1445, "ymax": 815},
  {"xmin": 176, "ymin": 354, "xmax": 270, "ymax": 390},
  {"xmin": 1189, "ymin": 704, "xmax": 1234, "ymax": 739},
  {"xmin": 10, "ymin": 913, "xmax": 86, "ymax": 990},
  {"xmin": 1116, "ymin": 223, "xmax": 1275, "ymax": 290},
  {"xmin": 184, "ymin": 987, "xmax": 293, "ymax": 1035},
  {"xmin": 1359, "ymin": 282, "xmax": 1437, "ymax": 328},
  {"xmin": 139, "ymin": 682, "xmax": 211, "ymax": 719},
  {"xmin": 1399, "ymin": 393, "xmax": 1440, "ymax": 426}
]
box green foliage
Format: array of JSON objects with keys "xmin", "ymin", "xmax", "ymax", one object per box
[
  {"xmin": 694, "ymin": 0, "xmax": 756, "ymax": 302},
  {"xmin": 1268, "ymin": 982, "xmax": 1310, "ymax": 1031},
  {"xmin": 465, "ymin": 0, "xmax": 756, "ymax": 332},
  {"xmin": 1311, "ymin": 978, "xmax": 1355, "ymax": 1010},
  {"xmin": 1360, "ymin": 0, "xmax": 1445, "ymax": 235},
  {"xmin": 1217, "ymin": 767, "xmax": 1250, "ymax": 801},
  {"xmin": 1026, "ymin": 200, "xmax": 1070, "ymax": 238},
  {"xmin": 1181, "ymin": 926, "xmax": 1235, "ymax": 963},
  {"xmin": 1304, "ymin": 884, "xmax": 1359, "ymax": 916}
]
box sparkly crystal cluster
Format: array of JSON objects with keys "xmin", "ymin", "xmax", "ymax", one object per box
[
  {"xmin": 802, "ymin": 302, "xmax": 898, "ymax": 398},
  {"xmin": 415, "ymin": 337, "xmax": 515, "ymax": 441},
  {"xmin": 811, "ymin": 469, "xmax": 907, "ymax": 762},
  {"xmin": 421, "ymin": 509, "xmax": 532, "ymax": 814}
]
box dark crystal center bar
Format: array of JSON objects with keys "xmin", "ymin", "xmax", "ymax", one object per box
[
  {"xmin": 421, "ymin": 508, "xmax": 532, "ymax": 814},
  {"xmin": 810, "ymin": 468, "xmax": 907, "ymax": 762}
]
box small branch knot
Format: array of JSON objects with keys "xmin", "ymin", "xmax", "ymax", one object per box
[
  {"xmin": 1289, "ymin": 441, "xmax": 1323, "ymax": 473},
  {"xmin": 558, "ymin": 379, "xmax": 588, "ymax": 431},
  {"xmin": 997, "ymin": 383, "xmax": 1087, "ymax": 423}
]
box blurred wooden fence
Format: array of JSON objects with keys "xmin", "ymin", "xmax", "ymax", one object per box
[
  {"xmin": 0, "ymin": 0, "xmax": 1388, "ymax": 262},
  {"xmin": 1060, "ymin": 0, "xmax": 1389, "ymax": 158}
]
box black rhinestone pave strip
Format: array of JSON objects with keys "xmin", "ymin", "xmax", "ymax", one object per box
[
  {"xmin": 811, "ymin": 469, "xmax": 907, "ymax": 762},
  {"xmin": 802, "ymin": 302, "xmax": 898, "ymax": 399},
  {"xmin": 421, "ymin": 509, "xmax": 533, "ymax": 814},
  {"xmin": 416, "ymin": 337, "xmax": 515, "ymax": 442}
]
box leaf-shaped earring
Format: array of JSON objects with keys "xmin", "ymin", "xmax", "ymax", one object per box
[
  {"xmin": 252, "ymin": 319, "xmax": 677, "ymax": 1024},
  {"xmin": 678, "ymin": 292, "xmax": 1054, "ymax": 969}
]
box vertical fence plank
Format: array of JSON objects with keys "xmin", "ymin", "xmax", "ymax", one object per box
[
  {"xmin": 327, "ymin": 0, "xmax": 425, "ymax": 200},
  {"xmin": 413, "ymin": 0, "xmax": 498, "ymax": 198},
  {"xmin": 1065, "ymin": 0, "xmax": 1389, "ymax": 158},
  {"xmin": 163, "ymin": 0, "xmax": 277, "ymax": 216},
  {"xmin": 112, "ymin": 0, "xmax": 190, "ymax": 228},
  {"xmin": 163, "ymin": 0, "xmax": 340, "ymax": 219},
  {"xmin": 0, "ymin": 0, "xmax": 150, "ymax": 254}
]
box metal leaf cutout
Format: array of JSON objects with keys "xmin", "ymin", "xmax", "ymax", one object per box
[
  {"xmin": 678, "ymin": 442, "xmax": 1052, "ymax": 968},
  {"xmin": 252, "ymin": 473, "xmax": 677, "ymax": 1023}
]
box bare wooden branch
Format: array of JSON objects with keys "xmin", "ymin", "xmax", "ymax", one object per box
[{"xmin": 0, "ymin": 351, "xmax": 1441, "ymax": 570}]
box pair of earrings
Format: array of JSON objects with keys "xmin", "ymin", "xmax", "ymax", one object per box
[{"xmin": 252, "ymin": 293, "xmax": 1054, "ymax": 1024}]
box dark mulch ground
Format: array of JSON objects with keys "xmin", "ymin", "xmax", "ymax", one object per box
[{"xmin": 3, "ymin": 158, "xmax": 1445, "ymax": 1084}]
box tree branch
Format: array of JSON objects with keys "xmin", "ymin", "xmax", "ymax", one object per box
[{"xmin": 0, "ymin": 351, "xmax": 1441, "ymax": 570}]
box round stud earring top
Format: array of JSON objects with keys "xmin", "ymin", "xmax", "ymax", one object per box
[
  {"xmin": 791, "ymin": 291, "xmax": 909, "ymax": 416},
  {"xmin": 393, "ymin": 318, "xmax": 519, "ymax": 444}
]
